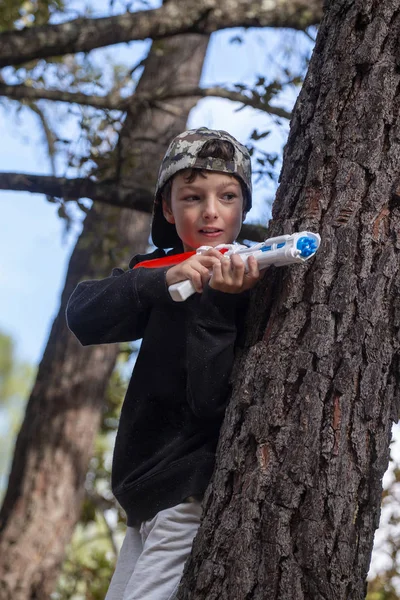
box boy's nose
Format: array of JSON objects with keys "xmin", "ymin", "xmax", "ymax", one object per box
[{"xmin": 202, "ymin": 198, "xmax": 218, "ymax": 219}]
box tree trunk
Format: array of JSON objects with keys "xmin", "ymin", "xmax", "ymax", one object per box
[
  {"xmin": 0, "ymin": 33, "xmax": 209, "ymax": 600},
  {"xmin": 179, "ymin": 2, "xmax": 400, "ymax": 599}
]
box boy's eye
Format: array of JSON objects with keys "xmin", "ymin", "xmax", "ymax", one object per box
[
  {"xmin": 183, "ymin": 195, "xmax": 200, "ymax": 202},
  {"xmin": 223, "ymin": 193, "xmax": 237, "ymax": 201}
]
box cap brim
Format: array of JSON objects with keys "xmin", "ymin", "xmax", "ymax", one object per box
[{"xmin": 151, "ymin": 196, "xmax": 182, "ymax": 249}]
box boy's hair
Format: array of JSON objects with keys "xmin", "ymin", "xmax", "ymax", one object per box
[
  {"xmin": 161, "ymin": 139, "xmax": 242, "ymax": 207},
  {"xmin": 151, "ymin": 127, "xmax": 252, "ymax": 249}
]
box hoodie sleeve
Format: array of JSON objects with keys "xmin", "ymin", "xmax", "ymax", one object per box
[
  {"xmin": 66, "ymin": 264, "xmax": 173, "ymax": 346},
  {"xmin": 185, "ymin": 285, "xmax": 248, "ymax": 420}
]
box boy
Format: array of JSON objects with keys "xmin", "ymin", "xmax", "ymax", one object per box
[{"xmin": 66, "ymin": 127, "xmax": 261, "ymax": 600}]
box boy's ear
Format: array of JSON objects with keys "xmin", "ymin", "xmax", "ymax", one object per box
[
  {"xmin": 162, "ymin": 198, "xmax": 175, "ymax": 224},
  {"xmin": 242, "ymin": 210, "xmax": 247, "ymax": 222}
]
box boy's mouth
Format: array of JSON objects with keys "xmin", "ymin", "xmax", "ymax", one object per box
[{"xmin": 199, "ymin": 228, "xmax": 223, "ymax": 236}]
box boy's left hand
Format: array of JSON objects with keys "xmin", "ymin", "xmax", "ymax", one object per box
[{"xmin": 209, "ymin": 255, "xmax": 262, "ymax": 294}]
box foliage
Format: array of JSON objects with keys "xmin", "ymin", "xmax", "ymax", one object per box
[
  {"xmin": 367, "ymin": 579, "xmax": 399, "ymax": 600},
  {"xmin": 0, "ymin": 332, "xmax": 35, "ymax": 409},
  {"xmin": 0, "ymin": 0, "xmax": 65, "ymax": 32},
  {"xmin": 0, "ymin": 332, "xmax": 35, "ymax": 502},
  {"xmin": 0, "ymin": 334, "xmax": 13, "ymax": 404},
  {"xmin": 54, "ymin": 518, "xmax": 117, "ymax": 600}
]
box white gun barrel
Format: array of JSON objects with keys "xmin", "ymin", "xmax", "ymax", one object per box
[{"xmin": 168, "ymin": 232, "xmax": 321, "ymax": 302}]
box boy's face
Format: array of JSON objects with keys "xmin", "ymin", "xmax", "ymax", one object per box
[{"xmin": 162, "ymin": 170, "xmax": 245, "ymax": 252}]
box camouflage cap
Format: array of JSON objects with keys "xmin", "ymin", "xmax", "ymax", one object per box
[{"xmin": 152, "ymin": 127, "xmax": 252, "ymax": 248}]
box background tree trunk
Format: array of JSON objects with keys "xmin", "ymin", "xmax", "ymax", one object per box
[
  {"xmin": 0, "ymin": 33, "xmax": 209, "ymax": 600},
  {"xmin": 179, "ymin": 2, "xmax": 400, "ymax": 599}
]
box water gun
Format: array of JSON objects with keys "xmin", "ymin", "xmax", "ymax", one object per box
[{"xmin": 134, "ymin": 231, "xmax": 321, "ymax": 302}]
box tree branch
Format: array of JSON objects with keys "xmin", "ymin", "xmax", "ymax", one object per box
[
  {"xmin": 0, "ymin": 83, "xmax": 122, "ymax": 109},
  {"xmin": 27, "ymin": 102, "xmax": 57, "ymax": 175},
  {"xmin": 152, "ymin": 86, "xmax": 292, "ymax": 119},
  {"xmin": 0, "ymin": 171, "xmax": 267, "ymax": 240},
  {"xmin": 0, "ymin": 83, "xmax": 292, "ymax": 119},
  {"xmin": 0, "ymin": 172, "xmax": 154, "ymax": 212},
  {"xmin": 0, "ymin": 0, "xmax": 323, "ymax": 68}
]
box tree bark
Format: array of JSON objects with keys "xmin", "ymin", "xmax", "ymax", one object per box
[
  {"xmin": 0, "ymin": 0, "xmax": 322, "ymax": 68},
  {"xmin": 0, "ymin": 33, "xmax": 209, "ymax": 600},
  {"xmin": 179, "ymin": 1, "xmax": 400, "ymax": 599}
]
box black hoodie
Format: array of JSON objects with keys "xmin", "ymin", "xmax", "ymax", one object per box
[{"xmin": 66, "ymin": 248, "xmax": 247, "ymax": 526}]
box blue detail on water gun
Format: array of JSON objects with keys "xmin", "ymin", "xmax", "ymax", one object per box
[
  {"xmin": 297, "ymin": 236, "xmax": 318, "ymax": 258},
  {"xmin": 261, "ymin": 242, "xmax": 286, "ymax": 252}
]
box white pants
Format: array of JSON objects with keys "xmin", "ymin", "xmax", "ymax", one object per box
[{"xmin": 105, "ymin": 498, "xmax": 202, "ymax": 600}]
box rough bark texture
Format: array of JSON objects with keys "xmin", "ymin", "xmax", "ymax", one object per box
[
  {"xmin": 0, "ymin": 33, "xmax": 209, "ymax": 600},
  {"xmin": 179, "ymin": 1, "xmax": 400, "ymax": 599},
  {"xmin": 0, "ymin": 0, "xmax": 323, "ymax": 68}
]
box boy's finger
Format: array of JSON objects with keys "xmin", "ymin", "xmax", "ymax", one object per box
[
  {"xmin": 196, "ymin": 255, "xmax": 223, "ymax": 268},
  {"xmin": 204, "ymin": 247, "xmax": 224, "ymax": 256},
  {"xmin": 202, "ymin": 248, "xmax": 225, "ymax": 261},
  {"xmin": 210, "ymin": 261, "xmax": 224, "ymax": 286},
  {"xmin": 230, "ymin": 255, "xmax": 245, "ymax": 285},
  {"xmin": 190, "ymin": 263, "xmax": 210, "ymax": 286},
  {"xmin": 220, "ymin": 256, "xmax": 232, "ymax": 279},
  {"xmin": 213, "ymin": 260, "xmax": 224, "ymax": 277},
  {"xmin": 199, "ymin": 266, "xmax": 211, "ymax": 287},
  {"xmin": 189, "ymin": 270, "xmax": 203, "ymax": 293},
  {"xmin": 202, "ymin": 248, "xmax": 223, "ymax": 260},
  {"xmin": 246, "ymin": 255, "xmax": 259, "ymax": 278}
]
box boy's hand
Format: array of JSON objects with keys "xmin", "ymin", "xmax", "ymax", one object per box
[
  {"xmin": 209, "ymin": 254, "xmax": 261, "ymax": 294},
  {"xmin": 166, "ymin": 249, "xmax": 224, "ymax": 294}
]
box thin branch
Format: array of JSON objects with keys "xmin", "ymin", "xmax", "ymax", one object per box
[
  {"xmin": 129, "ymin": 56, "xmax": 147, "ymax": 77},
  {"xmin": 150, "ymin": 86, "xmax": 292, "ymax": 120},
  {"xmin": 0, "ymin": 171, "xmax": 268, "ymax": 240},
  {"xmin": 27, "ymin": 102, "xmax": 57, "ymax": 175},
  {"xmin": 0, "ymin": 0, "xmax": 323, "ymax": 68},
  {"xmin": 303, "ymin": 27, "xmax": 317, "ymax": 43},
  {"xmin": 0, "ymin": 83, "xmax": 292, "ymax": 119}
]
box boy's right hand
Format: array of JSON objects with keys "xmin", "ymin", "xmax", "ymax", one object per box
[{"xmin": 166, "ymin": 249, "xmax": 224, "ymax": 294}]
